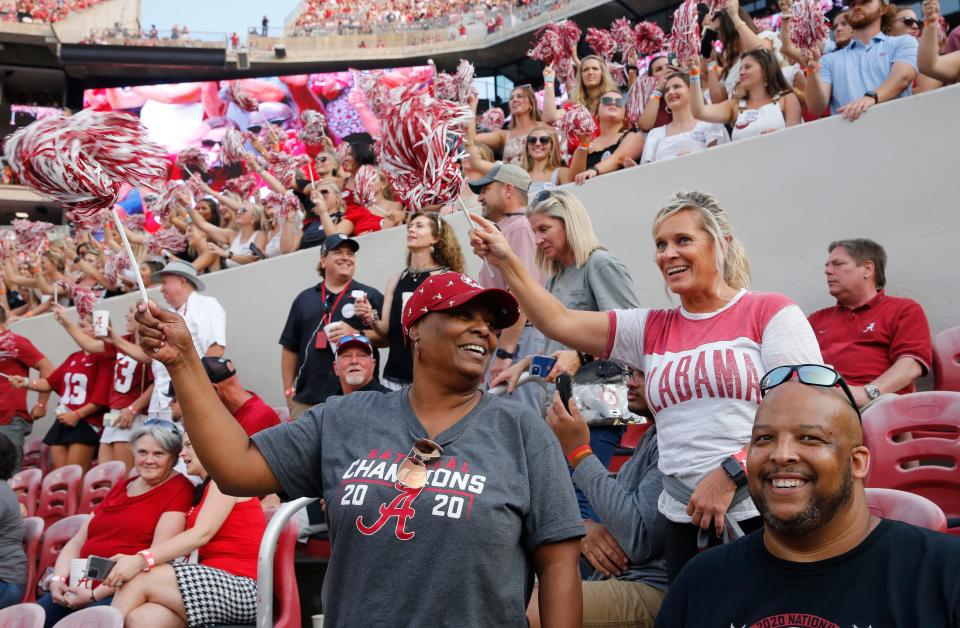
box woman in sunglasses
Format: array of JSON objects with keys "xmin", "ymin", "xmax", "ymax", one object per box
[
  {"xmin": 640, "ymin": 73, "xmax": 730, "ymax": 164},
  {"xmin": 572, "ymin": 90, "xmax": 645, "ymax": 185},
  {"xmin": 291, "ymin": 179, "xmax": 345, "ymax": 250},
  {"xmin": 466, "ymin": 122, "xmax": 575, "ymax": 198},
  {"xmin": 893, "ymin": 4, "xmax": 944, "ymax": 93},
  {"xmin": 469, "ymin": 87, "xmax": 542, "ymax": 166},
  {"xmin": 136, "ymin": 271, "xmax": 584, "ymax": 627},
  {"xmin": 469, "ymin": 190, "xmax": 822, "ymax": 583},
  {"xmin": 312, "ymin": 168, "xmax": 403, "ymax": 237}
]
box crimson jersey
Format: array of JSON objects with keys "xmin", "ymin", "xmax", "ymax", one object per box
[
  {"xmin": 46, "ymin": 350, "xmax": 114, "ymax": 427},
  {"xmin": 103, "ymin": 336, "xmax": 153, "ymax": 410},
  {"xmin": 0, "ymin": 331, "xmax": 46, "ymax": 425}
]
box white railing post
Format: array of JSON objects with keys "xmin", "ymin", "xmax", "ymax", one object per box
[{"xmin": 257, "ymin": 496, "xmax": 317, "ymax": 628}]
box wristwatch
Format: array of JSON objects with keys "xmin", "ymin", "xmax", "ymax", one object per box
[
  {"xmin": 865, "ymin": 384, "xmax": 881, "ymax": 401},
  {"xmin": 721, "ymin": 456, "xmax": 748, "ymax": 489},
  {"xmin": 495, "ymin": 348, "xmax": 516, "ymax": 361},
  {"xmin": 864, "ymin": 90, "xmax": 879, "ymax": 104}
]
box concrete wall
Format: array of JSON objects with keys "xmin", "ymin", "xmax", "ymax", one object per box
[
  {"xmin": 12, "ymin": 84, "xmax": 959, "ymax": 438},
  {"xmin": 52, "ymin": 0, "xmax": 140, "ymax": 43}
]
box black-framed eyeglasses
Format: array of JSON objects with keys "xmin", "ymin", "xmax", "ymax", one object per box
[
  {"xmin": 898, "ymin": 16, "xmax": 921, "ymax": 27},
  {"xmin": 143, "ymin": 418, "xmax": 180, "ymax": 433},
  {"xmin": 526, "ymin": 135, "xmax": 552, "ymax": 145},
  {"xmin": 532, "ymin": 189, "xmax": 555, "ymax": 206},
  {"xmin": 396, "ymin": 438, "xmax": 443, "ymax": 489},
  {"xmin": 601, "ymin": 95, "xmax": 626, "ymax": 107},
  {"xmin": 760, "ymin": 364, "xmax": 861, "ymax": 421}
]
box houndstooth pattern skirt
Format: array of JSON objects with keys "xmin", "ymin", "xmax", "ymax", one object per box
[{"xmin": 172, "ymin": 563, "xmax": 258, "ymax": 627}]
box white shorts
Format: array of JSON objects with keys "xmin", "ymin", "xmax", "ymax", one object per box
[{"xmin": 99, "ymin": 414, "xmax": 145, "ymax": 444}]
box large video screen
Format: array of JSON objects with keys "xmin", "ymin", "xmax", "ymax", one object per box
[{"xmin": 82, "ymin": 65, "xmax": 435, "ymax": 156}]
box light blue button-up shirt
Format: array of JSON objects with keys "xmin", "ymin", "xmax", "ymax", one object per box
[{"xmin": 819, "ymin": 32, "xmax": 918, "ymax": 113}]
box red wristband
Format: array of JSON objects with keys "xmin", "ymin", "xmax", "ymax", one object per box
[
  {"xmin": 137, "ymin": 549, "xmax": 156, "ymax": 571},
  {"xmin": 567, "ymin": 444, "xmax": 592, "ymax": 466}
]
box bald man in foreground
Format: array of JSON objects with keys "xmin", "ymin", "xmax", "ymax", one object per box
[{"xmin": 656, "ymin": 365, "xmax": 960, "ymax": 627}]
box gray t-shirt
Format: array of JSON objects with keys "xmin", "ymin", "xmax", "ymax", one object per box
[
  {"xmin": 252, "ymin": 389, "xmax": 584, "ymax": 627},
  {"xmin": 0, "ymin": 483, "xmax": 26, "ymax": 584}
]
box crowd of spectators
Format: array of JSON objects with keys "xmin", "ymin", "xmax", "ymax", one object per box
[
  {"xmin": 1, "ymin": 1, "xmax": 959, "ymax": 624},
  {"xmin": 0, "ymin": 0, "xmax": 105, "ymax": 23}
]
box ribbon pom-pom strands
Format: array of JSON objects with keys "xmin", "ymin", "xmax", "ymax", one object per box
[
  {"xmin": 103, "ymin": 253, "xmax": 132, "ymax": 288},
  {"xmin": 626, "ymin": 76, "xmax": 657, "ymax": 128},
  {"xmin": 226, "ymin": 81, "xmax": 260, "ymax": 112},
  {"xmin": 299, "ymin": 110, "xmax": 328, "ymax": 148},
  {"xmin": 268, "ymin": 152, "xmax": 310, "ymax": 188},
  {"xmin": 146, "ymin": 228, "xmax": 188, "ymax": 256},
  {"xmin": 634, "ymin": 22, "xmax": 666, "ymax": 56},
  {"xmin": 176, "ymin": 147, "xmax": 208, "ymax": 174},
  {"xmin": 221, "ymin": 127, "xmax": 250, "ymax": 166},
  {"xmin": 611, "ymin": 18, "xmax": 636, "ymax": 56},
  {"xmin": 55, "ymin": 280, "xmax": 101, "ymax": 319},
  {"xmin": 528, "ymin": 20, "xmax": 582, "ymax": 84},
  {"xmin": 669, "ymin": 0, "xmax": 701, "ymax": 63},
  {"xmin": 434, "ymin": 59, "xmax": 477, "ymax": 104},
  {"xmin": 559, "ymin": 105, "xmax": 598, "ymax": 139},
  {"xmin": 223, "ymin": 173, "xmax": 259, "ymax": 202},
  {"xmin": 12, "ymin": 219, "xmax": 54, "ymax": 255},
  {"xmin": 478, "ymin": 107, "xmax": 505, "ymax": 131},
  {"xmin": 353, "ymin": 165, "xmax": 380, "ymax": 208},
  {"xmin": 585, "ymin": 28, "xmax": 618, "ymax": 61},
  {"xmin": 789, "ymin": 0, "xmax": 830, "ymax": 50},
  {"xmin": 263, "ymin": 191, "xmax": 301, "ymax": 222}
]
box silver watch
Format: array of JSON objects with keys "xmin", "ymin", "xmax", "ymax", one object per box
[{"xmin": 865, "ymin": 384, "xmax": 880, "ymax": 400}]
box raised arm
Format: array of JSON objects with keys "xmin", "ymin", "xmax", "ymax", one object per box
[
  {"xmin": 188, "ymin": 202, "xmax": 235, "ymax": 246},
  {"xmin": 689, "ymin": 65, "xmax": 736, "ymax": 124},
  {"xmin": 919, "ymin": 0, "xmax": 960, "ymax": 82},
  {"xmin": 53, "ymin": 305, "xmax": 105, "ymax": 354},
  {"xmin": 726, "ymin": 0, "xmax": 765, "ymax": 53},
  {"xmin": 777, "ymin": 5, "xmax": 805, "ymax": 66},
  {"xmin": 803, "ymin": 48, "xmax": 831, "ymax": 116},
  {"xmin": 541, "ymin": 65, "xmax": 560, "ymax": 124}
]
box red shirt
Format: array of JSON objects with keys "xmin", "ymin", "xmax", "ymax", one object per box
[
  {"xmin": 0, "ymin": 331, "xmax": 45, "ymax": 425},
  {"xmin": 46, "ymin": 350, "xmax": 114, "ymax": 427},
  {"xmin": 343, "ymin": 202, "xmax": 382, "ymax": 236},
  {"xmin": 187, "ymin": 482, "xmax": 264, "ymax": 579},
  {"xmin": 233, "ymin": 392, "xmax": 281, "ymax": 437},
  {"xmin": 808, "ymin": 290, "xmax": 932, "ymax": 393},
  {"xmin": 104, "ymin": 336, "xmax": 153, "ymax": 410},
  {"xmin": 80, "ymin": 474, "xmax": 194, "ymax": 558}
]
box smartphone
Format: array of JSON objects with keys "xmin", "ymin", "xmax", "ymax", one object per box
[
  {"xmin": 557, "ymin": 373, "xmax": 573, "ymax": 409},
  {"xmin": 249, "ymin": 243, "xmax": 266, "ymax": 260},
  {"xmin": 84, "ymin": 556, "xmax": 117, "ymax": 581},
  {"xmin": 528, "ymin": 355, "xmax": 557, "ymax": 378}
]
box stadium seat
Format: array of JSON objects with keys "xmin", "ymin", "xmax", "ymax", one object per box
[
  {"xmin": 21, "ymin": 517, "xmax": 44, "ymax": 603},
  {"xmin": 862, "ymin": 392, "xmax": 960, "ymax": 534},
  {"xmin": 273, "ymin": 406, "xmax": 291, "ymax": 422},
  {"xmin": 933, "ymin": 326, "xmax": 960, "ymax": 392},
  {"xmin": 51, "ymin": 605, "xmax": 123, "ymax": 627},
  {"xmin": 36, "ymin": 465, "xmax": 83, "ymax": 526},
  {"xmin": 608, "ymin": 422, "xmax": 652, "ymax": 473},
  {"xmin": 865, "ymin": 487, "xmax": 947, "ymax": 532},
  {"xmin": 21, "ymin": 439, "xmax": 49, "ymax": 475},
  {"xmin": 0, "ymin": 603, "xmax": 44, "ymax": 628},
  {"xmin": 266, "ymin": 509, "xmax": 302, "ymax": 628},
  {"xmin": 10, "ymin": 468, "xmax": 42, "ymax": 517},
  {"xmin": 36, "ymin": 515, "xmax": 89, "ymax": 599},
  {"xmin": 77, "ymin": 461, "xmax": 125, "ymax": 515}
]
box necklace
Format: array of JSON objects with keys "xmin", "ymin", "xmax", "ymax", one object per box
[{"xmin": 406, "ymin": 265, "xmax": 446, "ymax": 282}]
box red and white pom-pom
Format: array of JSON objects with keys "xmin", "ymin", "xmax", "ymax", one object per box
[
  {"xmin": 378, "ymin": 90, "xmax": 472, "ymax": 211},
  {"xmin": 354, "ymin": 69, "xmax": 394, "ymax": 119},
  {"xmin": 12, "ymin": 219, "xmax": 53, "ymax": 255},
  {"xmin": 185, "ymin": 172, "xmax": 205, "ymax": 199},
  {"xmin": 610, "ymin": 17, "xmax": 636, "ymax": 56},
  {"xmin": 353, "ymin": 165, "xmax": 381, "ymax": 207},
  {"xmin": 103, "ymin": 252, "xmax": 132, "ymax": 288},
  {"xmin": 529, "ymin": 21, "xmax": 581, "ymax": 84},
  {"xmin": 585, "ymin": 28, "xmax": 618, "ymax": 61},
  {"xmin": 259, "ymin": 123, "xmax": 286, "ymax": 149},
  {"xmin": 146, "ymin": 227, "xmax": 188, "ymax": 256},
  {"xmin": 263, "ymin": 190, "xmax": 301, "ymax": 222},
  {"xmin": 221, "ymin": 127, "xmax": 249, "ymax": 166},
  {"xmin": 559, "ymin": 105, "xmax": 598, "ymax": 139},
  {"xmin": 146, "ymin": 180, "xmax": 187, "ymax": 225},
  {"xmin": 626, "ymin": 75, "xmax": 658, "ymax": 127},
  {"xmin": 56, "ymin": 280, "xmax": 100, "ymax": 319},
  {"xmin": 609, "ymin": 62, "xmax": 628, "ymax": 87},
  {"xmin": 789, "ymin": 0, "xmax": 829, "ymax": 50},
  {"xmin": 226, "ymin": 81, "xmax": 259, "ymax": 112},
  {"xmin": 299, "ymin": 109, "xmax": 327, "ymax": 148},
  {"xmin": 4, "ymin": 111, "xmax": 168, "ymax": 218},
  {"xmin": 267, "ymin": 152, "xmax": 310, "ymax": 188},
  {"xmin": 67, "ymin": 210, "xmax": 107, "ymax": 234},
  {"xmin": 479, "ymin": 107, "xmax": 505, "ymax": 131},
  {"xmin": 635, "ymin": 22, "xmax": 666, "ymax": 56},
  {"xmin": 557, "ymin": 20, "xmax": 582, "ymax": 52},
  {"xmin": 335, "ymin": 142, "xmax": 352, "ymax": 164},
  {"xmin": 669, "ymin": 0, "xmax": 701, "ymax": 63},
  {"xmin": 121, "ymin": 213, "xmax": 146, "ymax": 231},
  {"xmin": 176, "ymin": 147, "xmax": 208, "ymax": 173},
  {"xmin": 223, "ymin": 173, "xmax": 259, "ymax": 202},
  {"xmin": 0, "ymin": 331, "xmax": 18, "ymax": 361},
  {"xmin": 435, "ymin": 59, "xmax": 477, "ymax": 104}
]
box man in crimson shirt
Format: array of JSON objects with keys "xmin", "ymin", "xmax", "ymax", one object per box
[
  {"xmin": 808, "ymin": 239, "xmax": 932, "ymax": 409},
  {"xmin": 200, "ymin": 357, "xmax": 280, "ymax": 437},
  {"xmin": 0, "ymin": 309, "xmax": 54, "ymax": 468}
]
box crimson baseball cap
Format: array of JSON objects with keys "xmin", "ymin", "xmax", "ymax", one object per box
[{"xmin": 400, "ymin": 271, "xmax": 519, "ymax": 338}]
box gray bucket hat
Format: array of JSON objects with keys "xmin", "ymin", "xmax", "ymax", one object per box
[{"xmin": 152, "ymin": 259, "xmax": 205, "ymax": 292}]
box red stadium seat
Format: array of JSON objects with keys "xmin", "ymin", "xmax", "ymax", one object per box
[
  {"xmin": 50, "ymin": 605, "xmax": 123, "ymax": 627},
  {"xmin": 266, "ymin": 509, "xmax": 302, "ymax": 628},
  {"xmin": 0, "ymin": 602, "xmax": 44, "ymax": 628},
  {"xmin": 933, "ymin": 326, "xmax": 960, "ymax": 392},
  {"xmin": 608, "ymin": 422, "xmax": 652, "ymax": 473},
  {"xmin": 10, "ymin": 468, "xmax": 42, "ymax": 517},
  {"xmin": 20, "ymin": 517, "xmax": 44, "ymax": 603},
  {"xmin": 35, "ymin": 465, "xmax": 82, "ymax": 527},
  {"xmin": 862, "ymin": 392, "xmax": 960, "ymax": 534},
  {"xmin": 77, "ymin": 461, "xmax": 125, "ymax": 515},
  {"xmin": 865, "ymin": 487, "xmax": 947, "ymax": 531},
  {"xmin": 21, "ymin": 439, "xmax": 49, "ymax": 475},
  {"xmin": 36, "ymin": 515, "xmax": 89, "ymax": 600}
]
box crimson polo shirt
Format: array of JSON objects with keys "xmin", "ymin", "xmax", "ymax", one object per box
[
  {"xmin": 807, "ymin": 291, "xmax": 932, "ymax": 393},
  {"xmin": 233, "ymin": 391, "xmax": 281, "ymax": 437},
  {"xmin": 0, "ymin": 331, "xmax": 45, "ymax": 425}
]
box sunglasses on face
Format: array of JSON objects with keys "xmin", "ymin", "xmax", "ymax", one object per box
[
  {"xmin": 200, "ymin": 139, "xmax": 221, "ymax": 148},
  {"xmin": 396, "ymin": 438, "xmax": 443, "ymax": 489},
  {"xmin": 898, "ymin": 16, "xmax": 921, "ymax": 26},
  {"xmin": 760, "ymin": 364, "xmax": 862, "ymax": 421},
  {"xmin": 601, "ymin": 95, "xmax": 626, "ymax": 107},
  {"xmin": 236, "ymin": 206, "xmax": 249, "ymax": 215},
  {"xmin": 247, "ymin": 125, "xmax": 262, "ymax": 134},
  {"xmin": 317, "ymin": 156, "xmax": 329, "ymax": 163},
  {"xmin": 526, "ymin": 135, "xmax": 552, "ymax": 146}
]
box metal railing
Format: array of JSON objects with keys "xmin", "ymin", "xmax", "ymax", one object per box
[{"xmin": 257, "ymin": 496, "xmax": 317, "ymax": 628}]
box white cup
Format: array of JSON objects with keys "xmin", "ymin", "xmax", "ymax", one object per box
[
  {"xmin": 92, "ymin": 310, "xmax": 110, "ymax": 337},
  {"xmin": 350, "ymin": 290, "xmax": 366, "ymax": 300},
  {"xmin": 312, "ymin": 614, "xmax": 324, "ymax": 628},
  {"xmin": 70, "ymin": 558, "xmax": 88, "ymax": 588},
  {"xmin": 323, "ymin": 322, "xmax": 342, "ymax": 338}
]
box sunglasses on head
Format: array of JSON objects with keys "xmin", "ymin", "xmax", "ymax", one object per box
[
  {"xmin": 532, "ymin": 189, "xmax": 555, "ymax": 206},
  {"xmin": 526, "ymin": 135, "xmax": 552, "ymax": 145},
  {"xmin": 898, "ymin": 16, "xmax": 921, "ymax": 26},
  {"xmin": 396, "ymin": 438, "xmax": 443, "ymax": 489},
  {"xmin": 601, "ymin": 95, "xmax": 626, "ymax": 107},
  {"xmin": 759, "ymin": 364, "xmax": 862, "ymax": 421},
  {"xmin": 143, "ymin": 418, "xmax": 180, "ymax": 434}
]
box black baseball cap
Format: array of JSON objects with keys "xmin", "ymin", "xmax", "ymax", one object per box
[
  {"xmin": 201, "ymin": 357, "xmax": 237, "ymax": 384},
  {"xmin": 321, "ymin": 234, "xmax": 360, "ymax": 254}
]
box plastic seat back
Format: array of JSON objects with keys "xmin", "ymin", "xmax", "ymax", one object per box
[
  {"xmin": 10, "ymin": 468, "xmax": 42, "ymax": 517},
  {"xmin": 21, "ymin": 439, "xmax": 49, "ymax": 475},
  {"xmin": 0, "ymin": 603, "xmax": 44, "ymax": 628},
  {"xmin": 865, "ymin": 487, "xmax": 947, "ymax": 531},
  {"xmin": 265, "ymin": 509, "xmax": 302, "ymax": 628},
  {"xmin": 620, "ymin": 422, "xmax": 651, "ymax": 449},
  {"xmin": 51, "ymin": 605, "xmax": 123, "ymax": 627},
  {"xmin": 77, "ymin": 461, "xmax": 126, "ymax": 515},
  {"xmin": 37, "ymin": 514, "xmax": 90, "ymax": 598},
  {"xmin": 36, "ymin": 465, "xmax": 83, "ymax": 526},
  {"xmin": 862, "ymin": 392, "xmax": 960, "ymax": 522},
  {"xmin": 933, "ymin": 326, "xmax": 960, "ymax": 392},
  {"xmin": 21, "ymin": 517, "xmax": 44, "ymax": 602}
]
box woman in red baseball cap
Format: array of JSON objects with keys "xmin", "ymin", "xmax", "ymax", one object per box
[{"xmin": 133, "ymin": 272, "xmax": 585, "ymax": 627}]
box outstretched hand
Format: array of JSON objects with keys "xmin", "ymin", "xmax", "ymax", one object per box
[
  {"xmin": 134, "ymin": 301, "xmax": 196, "ymax": 367},
  {"xmin": 467, "ymin": 213, "xmax": 515, "ymax": 270}
]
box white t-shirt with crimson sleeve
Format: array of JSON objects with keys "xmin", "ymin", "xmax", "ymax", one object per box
[{"xmin": 602, "ymin": 290, "xmax": 822, "ymax": 523}]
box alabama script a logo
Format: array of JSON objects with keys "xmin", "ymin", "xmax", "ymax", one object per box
[{"xmin": 356, "ymin": 483, "xmax": 424, "ymax": 540}]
